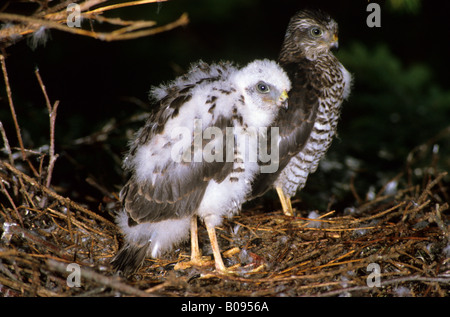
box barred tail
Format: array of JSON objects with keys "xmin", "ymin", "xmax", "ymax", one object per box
[{"xmin": 111, "ymin": 242, "xmax": 150, "ymax": 277}]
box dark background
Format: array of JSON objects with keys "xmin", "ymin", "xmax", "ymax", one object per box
[{"xmin": 1, "ymin": 0, "xmax": 450, "ymax": 213}]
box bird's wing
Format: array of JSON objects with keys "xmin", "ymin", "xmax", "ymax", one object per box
[
  {"xmin": 250, "ymin": 61, "xmax": 320, "ymax": 198},
  {"xmin": 123, "ymin": 111, "xmax": 234, "ymax": 224},
  {"xmin": 120, "ymin": 61, "xmax": 241, "ymax": 224}
]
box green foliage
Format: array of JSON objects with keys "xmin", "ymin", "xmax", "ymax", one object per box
[
  {"xmin": 336, "ymin": 42, "xmax": 450, "ymax": 168},
  {"xmin": 387, "ymin": 0, "xmax": 422, "ymax": 14}
]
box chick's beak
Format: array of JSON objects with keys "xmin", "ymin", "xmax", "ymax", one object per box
[{"xmin": 278, "ymin": 90, "xmax": 289, "ymax": 109}]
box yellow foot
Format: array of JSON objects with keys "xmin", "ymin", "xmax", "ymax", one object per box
[
  {"xmin": 222, "ymin": 247, "xmax": 240, "ymax": 258},
  {"xmin": 242, "ymin": 263, "xmax": 266, "ymax": 274},
  {"xmin": 215, "ymin": 263, "xmax": 241, "ymax": 275},
  {"xmin": 201, "ymin": 263, "xmax": 266, "ymax": 279},
  {"xmin": 174, "ymin": 256, "xmax": 214, "ymax": 270},
  {"xmin": 215, "ymin": 248, "xmax": 266, "ymax": 275},
  {"xmin": 197, "ymin": 263, "xmax": 240, "ymax": 279}
]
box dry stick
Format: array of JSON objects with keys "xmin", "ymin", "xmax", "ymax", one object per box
[
  {"xmin": 98, "ymin": 13, "xmax": 189, "ymax": 41},
  {"xmin": 0, "ymin": 54, "xmax": 40, "ymax": 178},
  {"xmin": 0, "ymin": 274, "xmax": 60, "ymax": 297},
  {"xmin": 406, "ymin": 126, "xmax": 450, "ymax": 173},
  {"xmin": 354, "ymin": 201, "xmax": 407, "ymax": 224},
  {"xmin": 65, "ymin": 205, "xmax": 75, "ymax": 242},
  {"xmin": 417, "ymin": 172, "xmax": 447, "ymax": 205},
  {"xmin": 0, "ymin": 11, "xmax": 189, "ymax": 42},
  {"xmin": 0, "ymin": 121, "xmax": 14, "ymax": 165},
  {"xmin": 46, "ymin": 259, "xmax": 153, "ymax": 297},
  {"xmin": 349, "ymin": 175, "xmax": 362, "ymax": 204},
  {"xmin": 84, "ymin": 0, "xmax": 167, "ymax": 14},
  {"xmin": 0, "ymin": 161, "xmax": 117, "ymax": 229},
  {"xmin": 316, "ymin": 275, "xmax": 450, "ymax": 297},
  {"xmin": 0, "ymin": 182, "xmax": 23, "ymax": 226},
  {"xmin": 34, "ymin": 68, "xmax": 52, "ymax": 113},
  {"xmin": 34, "ymin": 68, "xmax": 60, "ymax": 188},
  {"xmin": 354, "ymin": 183, "xmax": 415, "ymax": 215},
  {"xmin": 33, "ymin": 0, "xmax": 109, "ymax": 23},
  {"xmin": 432, "ymin": 203, "xmax": 449, "ymax": 238},
  {"xmin": 0, "ymin": 55, "xmax": 25, "ymax": 161},
  {"xmin": 4, "ymin": 223, "xmax": 74, "ymax": 262},
  {"xmin": 398, "ymin": 172, "xmax": 447, "ymax": 222},
  {"xmin": 46, "ymin": 207, "xmax": 113, "ymax": 239}
]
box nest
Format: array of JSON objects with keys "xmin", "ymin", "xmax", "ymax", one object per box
[{"xmin": 1, "ymin": 143, "xmax": 449, "ymax": 297}]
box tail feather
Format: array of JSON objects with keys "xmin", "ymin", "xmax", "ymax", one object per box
[{"xmin": 111, "ymin": 242, "xmax": 150, "ymax": 277}]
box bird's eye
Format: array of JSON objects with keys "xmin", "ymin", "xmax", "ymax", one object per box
[
  {"xmin": 256, "ymin": 82, "xmax": 270, "ymax": 94},
  {"xmin": 310, "ymin": 27, "xmax": 323, "ymax": 37}
]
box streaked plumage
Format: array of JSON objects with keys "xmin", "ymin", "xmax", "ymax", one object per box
[
  {"xmin": 250, "ymin": 9, "xmax": 352, "ymax": 215},
  {"xmin": 111, "ymin": 59, "xmax": 291, "ymax": 276}
]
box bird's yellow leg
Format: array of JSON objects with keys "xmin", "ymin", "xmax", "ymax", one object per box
[
  {"xmin": 276, "ymin": 186, "xmax": 294, "ymax": 216},
  {"xmin": 189, "ymin": 215, "xmax": 201, "ymax": 261},
  {"xmin": 286, "ymin": 196, "xmax": 293, "ymax": 215},
  {"xmin": 174, "ymin": 216, "xmax": 213, "ymax": 270},
  {"xmin": 205, "ymin": 222, "xmax": 237, "ymax": 274}
]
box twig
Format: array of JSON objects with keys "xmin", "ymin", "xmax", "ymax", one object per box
[
  {"xmin": 34, "ymin": 68, "xmax": 60, "ymax": 188},
  {"xmin": 46, "ymin": 99, "xmax": 59, "ymax": 187},
  {"xmin": 0, "ymin": 274, "xmax": 60, "ymax": 297},
  {"xmin": 416, "ymin": 172, "xmax": 448, "ymax": 205},
  {"xmin": 316, "ymin": 275, "xmax": 450, "ymax": 297},
  {"xmin": 46, "ymin": 259, "xmax": 154, "ymax": 297},
  {"xmin": 3, "ymin": 223, "xmax": 74, "ymax": 262},
  {"xmin": 84, "ymin": 0, "xmax": 167, "ymax": 15},
  {"xmin": 65, "ymin": 205, "xmax": 75, "ymax": 242},
  {"xmin": 0, "ymin": 54, "xmax": 40, "ymax": 177},
  {"xmin": 0, "ymin": 11, "xmax": 189, "ymax": 42},
  {"xmin": 349, "ymin": 175, "xmax": 362, "ymax": 204},
  {"xmin": 96, "ymin": 13, "xmax": 189, "ymax": 41},
  {"xmin": 0, "ymin": 54, "xmax": 25, "ymax": 161},
  {"xmin": 354, "ymin": 201, "xmax": 406, "ymax": 223},
  {"xmin": 0, "ymin": 182, "xmax": 23, "ymax": 226},
  {"xmin": 0, "ymin": 121, "xmax": 14, "ymax": 165},
  {"xmin": 44, "ymin": 0, "xmax": 108, "ymax": 20},
  {"xmin": 34, "ymin": 68, "xmax": 52, "ymax": 113},
  {"xmin": 46, "ymin": 207, "xmax": 112, "ymax": 238},
  {"xmin": 0, "ymin": 161, "xmax": 117, "ymax": 229}
]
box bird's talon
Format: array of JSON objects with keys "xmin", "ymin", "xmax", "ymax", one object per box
[
  {"xmin": 223, "ymin": 247, "xmax": 240, "ymax": 258},
  {"xmin": 174, "ymin": 256, "xmax": 214, "ymax": 270}
]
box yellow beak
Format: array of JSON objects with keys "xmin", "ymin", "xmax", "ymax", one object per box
[
  {"xmin": 278, "ymin": 90, "xmax": 289, "ymax": 109},
  {"xmin": 331, "ymin": 33, "xmax": 339, "ymax": 50}
]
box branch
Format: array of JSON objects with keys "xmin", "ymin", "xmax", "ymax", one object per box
[
  {"xmin": 46, "ymin": 259, "xmax": 154, "ymax": 297},
  {"xmin": 0, "ymin": 1, "xmax": 188, "ymax": 46},
  {"xmin": 316, "ymin": 275, "xmax": 450, "ymax": 297},
  {"xmin": 34, "ymin": 68, "xmax": 60, "ymax": 188},
  {"xmin": 0, "ymin": 161, "xmax": 117, "ymax": 229},
  {"xmin": 0, "ymin": 121, "xmax": 14, "ymax": 165},
  {"xmin": 0, "ymin": 54, "xmax": 25, "ymax": 161}
]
